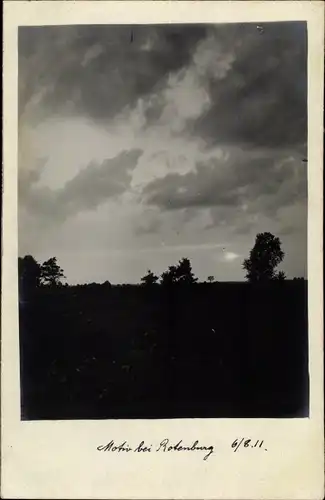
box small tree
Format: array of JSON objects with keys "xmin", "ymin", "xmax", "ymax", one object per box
[
  {"xmin": 161, "ymin": 258, "xmax": 197, "ymax": 285},
  {"xmin": 207, "ymin": 275, "xmax": 215, "ymax": 283},
  {"xmin": 141, "ymin": 269, "xmax": 159, "ymax": 286},
  {"xmin": 40, "ymin": 257, "xmax": 65, "ymax": 287},
  {"xmin": 274, "ymin": 270, "xmax": 286, "ymax": 281},
  {"xmin": 243, "ymin": 232, "xmax": 285, "ymax": 283}
]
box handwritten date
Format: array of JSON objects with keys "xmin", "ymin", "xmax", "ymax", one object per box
[{"xmin": 231, "ymin": 438, "xmax": 267, "ymax": 452}]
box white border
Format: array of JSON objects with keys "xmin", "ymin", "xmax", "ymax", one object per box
[{"xmin": 2, "ymin": 2, "xmax": 324, "ymax": 499}]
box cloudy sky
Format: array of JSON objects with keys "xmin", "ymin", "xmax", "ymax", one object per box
[{"xmin": 18, "ymin": 22, "xmax": 307, "ymax": 284}]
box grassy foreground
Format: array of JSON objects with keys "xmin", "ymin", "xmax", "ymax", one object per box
[{"xmin": 19, "ymin": 280, "xmax": 309, "ymax": 419}]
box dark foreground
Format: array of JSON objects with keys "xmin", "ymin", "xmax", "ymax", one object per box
[{"xmin": 19, "ymin": 281, "xmax": 309, "ymax": 420}]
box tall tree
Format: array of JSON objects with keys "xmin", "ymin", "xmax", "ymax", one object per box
[
  {"xmin": 174, "ymin": 257, "xmax": 197, "ymax": 284},
  {"xmin": 40, "ymin": 257, "xmax": 65, "ymax": 287},
  {"xmin": 18, "ymin": 255, "xmax": 41, "ymax": 292},
  {"xmin": 243, "ymin": 232, "xmax": 285, "ymax": 283}
]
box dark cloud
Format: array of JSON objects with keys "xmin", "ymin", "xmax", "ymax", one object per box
[
  {"xmin": 59, "ymin": 149, "xmax": 142, "ymax": 210},
  {"xmin": 142, "ymin": 151, "xmax": 307, "ymax": 217},
  {"xmin": 19, "ymin": 24, "xmax": 207, "ymax": 123},
  {"xmin": 19, "ymin": 22, "xmax": 307, "ymax": 150},
  {"xmin": 20, "ymin": 149, "xmax": 143, "ymax": 221},
  {"xmin": 190, "ymin": 22, "xmax": 307, "ymax": 148}
]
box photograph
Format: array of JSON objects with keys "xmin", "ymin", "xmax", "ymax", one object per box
[
  {"xmin": 18, "ymin": 21, "xmax": 309, "ymax": 421},
  {"xmin": 3, "ymin": 2, "xmax": 324, "ymax": 499}
]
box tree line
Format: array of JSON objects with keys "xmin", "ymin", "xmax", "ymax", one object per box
[
  {"xmin": 141, "ymin": 232, "xmax": 288, "ymax": 286},
  {"xmin": 18, "ymin": 232, "xmax": 305, "ymax": 291},
  {"xmin": 18, "ymin": 256, "xmax": 66, "ymax": 290},
  {"xmin": 141, "ymin": 257, "xmax": 197, "ymax": 286}
]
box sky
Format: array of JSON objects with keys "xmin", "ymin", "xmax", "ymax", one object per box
[{"xmin": 18, "ymin": 22, "xmax": 308, "ymax": 284}]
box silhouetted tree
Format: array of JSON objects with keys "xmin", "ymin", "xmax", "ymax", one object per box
[
  {"xmin": 274, "ymin": 270, "xmax": 286, "ymax": 281},
  {"xmin": 18, "ymin": 255, "xmax": 41, "ymax": 293},
  {"xmin": 175, "ymin": 258, "xmax": 198, "ymax": 284},
  {"xmin": 207, "ymin": 275, "xmax": 215, "ymax": 283},
  {"xmin": 243, "ymin": 232, "xmax": 284, "ymax": 283},
  {"xmin": 161, "ymin": 258, "xmax": 197, "ymax": 286},
  {"xmin": 141, "ymin": 270, "xmax": 159, "ymax": 286},
  {"xmin": 161, "ymin": 265, "xmax": 178, "ymax": 286},
  {"xmin": 40, "ymin": 257, "xmax": 65, "ymax": 287}
]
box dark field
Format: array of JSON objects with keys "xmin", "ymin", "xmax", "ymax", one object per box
[{"xmin": 19, "ymin": 280, "xmax": 309, "ymax": 420}]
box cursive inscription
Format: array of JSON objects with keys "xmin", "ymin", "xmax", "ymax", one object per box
[
  {"xmin": 97, "ymin": 440, "xmax": 132, "ymax": 452},
  {"xmin": 156, "ymin": 438, "xmax": 214, "ymax": 461},
  {"xmin": 97, "ymin": 439, "xmax": 214, "ymax": 460}
]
